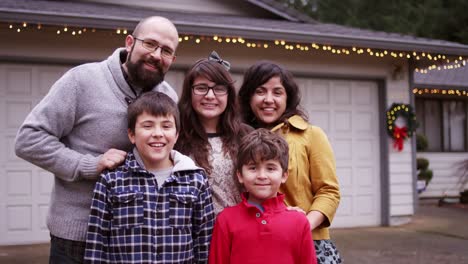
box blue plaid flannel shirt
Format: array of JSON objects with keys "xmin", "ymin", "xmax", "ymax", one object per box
[{"xmin": 84, "ymin": 152, "xmax": 215, "ymax": 263}]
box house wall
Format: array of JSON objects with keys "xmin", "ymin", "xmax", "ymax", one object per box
[
  {"xmin": 0, "ymin": 26, "xmax": 123, "ymax": 63},
  {"xmin": 418, "ymin": 153, "xmax": 468, "ymax": 198},
  {"xmin": 0, "ymin": 26, "xmax": 415, "ymax": 225},
  {"xmin": 77, "ymin": 0, "xmax": 277, "ymax": 17},
  {"xmin": 385, "ymin": 66, "xmax": 415, "ymax": 221}
]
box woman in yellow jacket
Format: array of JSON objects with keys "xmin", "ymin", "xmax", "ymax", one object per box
[{"xmin": 239, "ymin": 61, "xmax": 341, "ymax": 264}]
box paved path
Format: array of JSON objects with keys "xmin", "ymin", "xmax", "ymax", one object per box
[
  {"xmin": 1, "ymin": 201, "xmax": 467, "ymax": 263},
  {"xmin": 333, "ymin": 201, "xmax": 468, "ymax": 264}
]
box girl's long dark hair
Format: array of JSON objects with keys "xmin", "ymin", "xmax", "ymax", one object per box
[{"xmin": 175, "ymin": 59, "xmax": 247, "ymax": 175}]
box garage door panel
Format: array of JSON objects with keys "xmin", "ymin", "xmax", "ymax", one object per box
[
  {"xmin": 5, "ymin": 134, "xmax": 22, "ymax": 163},
  {"xmin": 335, "ymin": 201, "xmax": 379, "ymax": 226},
  {"xmin": 332, "ymin": 82, "xmax": 352, "ymax": 105},
  {"xmin": 5, "ymin": 99, "xmax": 33, "ymax": 129},
  {"xmin": 38, "ymin": 204, "xmax": 49, "ymax": 230},
  {"xmin": 230, "ymin": 73, "xmax": 243, "ymax": 90},
  {"xmin": 4, "ymin": 204, "xmax": 49, "ymax": 244},
  {"xmin": 335, "ymin": 195, "xmax": 353, "ymax": 216},
  {"xmin": 335, "ymin": 111, "xmax": 352, "ymax": 132},
  {"xmin": 354, "ymin": 111, "xmax": 373, "ymax": 132},
  {"xmin": 337, "ymin": 166, "xmax": 352, "ymax": 186},
  {"xmin": 301, "ymin": 79, "xmax": 330, "ymax": 104},
  {"xmin": 309, "ymin": 110, "xmax": 330, "ymax": 132},
  {"xmin": 164, "ymin": 70, "xmax": 186, "ymax": 95},
  {"xmin": 356, "ymin": 166, "xmax": 375, "ymax": 186},
  {"xmin": 38, "ymin": 171, "xmax": 54, "ymax": 196},
  {"xmin": 6, "ymin": 67, "xmax": 33, "ymax": 95},
  {"xmin": 333, "ymin": 139, "xmax": 352, "ymax": 160},
  {"xmin": 0, "ymin": 135, "xmax": 4, "ymax": 164},
  {"xmin": 38, "ymin": 69, "xmax": 68, "ymax": 96},
  {"xmin": 6, "ymin": 170, "xmax": 32, "ymax": 197},
  {"xmin": 356, "ymin": 195, "xmax": 374, "ymax": 214},
  {"xmin": 0, "ymin": 67, "xmax": 5, "ymax": 96},
  {"xmin": 355, "ymin": 139, "xmax": 374, "ymax": 159},
  {"xmin": 7, "ymin": 205, "xmax": 32, "ymax": 231},
  {"xmin": 353, "ymin": 82, "xmax": 375, "ymax": 105}
]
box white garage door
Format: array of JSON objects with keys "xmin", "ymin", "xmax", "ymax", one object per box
[
  {"xmin": 296, "ymin": 78, "xmax": 381, "ymax": 227},
  {"xmin": 0, "ymin": 63, "xmax": 185, "ymax": 245},
  {"xmin": 0, "ymin": 63, "xmax": 71, "ymax": 245}
]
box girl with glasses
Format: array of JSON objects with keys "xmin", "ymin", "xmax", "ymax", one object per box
[{"xmin": 176, "ymin": 52, "xmax": 252, "ymax": 215}]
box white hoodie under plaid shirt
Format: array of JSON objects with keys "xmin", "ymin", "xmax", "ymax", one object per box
[{"xmin": 84, "ymin": 150, "xmax": 214, "ymax": 263}]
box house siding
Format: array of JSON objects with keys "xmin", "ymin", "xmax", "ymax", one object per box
[
  {"xmin": 418, "ymin": 153, "xmax": 468, "ymax": 198},
  {"xmin": 386, "ymin": 69, "xmax": 416, "ymax": 221}
]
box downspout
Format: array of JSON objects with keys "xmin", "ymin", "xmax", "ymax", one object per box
[
  {"xmin": 408, "ymin": 58, "xmax": 419, "ymax": 212},
  {"xmin": 379, "ymin": 77, "xmax": 390, "ymax": 226}
]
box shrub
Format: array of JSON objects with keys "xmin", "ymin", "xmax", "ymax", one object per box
[
  {"xmin": 416, "ymin": 133, "xmax": 428, "ymax": 151},
  {"xmin": 417, "ymin": 158, "xmax": 429, "ymax": 170},
  {"xmin": 418, "ymin": 169, "xmax": 433, "ymax": 185},
  {"xmin": 417, "ymin": 157, "xmax": 433, "ymax": 188}
]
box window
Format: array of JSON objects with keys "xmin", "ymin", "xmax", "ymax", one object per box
[{"xmin": 415, "ymin": 97, "xmax": 467, "ymax": 152}]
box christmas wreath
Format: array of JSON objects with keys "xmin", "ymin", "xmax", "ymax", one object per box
[{"xmin": 386, "ymin": 103, "xmax": 417, "ymax": 151}]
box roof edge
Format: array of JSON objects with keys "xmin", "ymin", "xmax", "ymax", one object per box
[
  {"xmin": 245, "ymin": 0, "xmax": 316, "ymax": 23},
  {"xmin": 177, "ymin": 21, "xmax": 468, "ymax": 56},
  {"xmin": 1, "ymin": 9, "xmax": 468, "ymax": 56}
]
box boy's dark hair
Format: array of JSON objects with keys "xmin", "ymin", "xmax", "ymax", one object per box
[
  {"xmin": 236, "ymin": 128, "xmax": 289, "ymax": 172},
  {"xmin": 127, "ymin": 91, "xmax": 180, "ymax": 132}
]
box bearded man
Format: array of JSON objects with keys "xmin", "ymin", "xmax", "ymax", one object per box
[{"xmin": 15, "ymin": 16, "xmax": 179, "ymax": 263}]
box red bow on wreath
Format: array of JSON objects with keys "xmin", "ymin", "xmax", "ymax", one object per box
[
  {"xmin": 386, "ymin": 103, "xmax": 417, "ymax": 152},
  {"xmin": 392, "ymin": 126, "xmax": 408, "ymax": 152}
]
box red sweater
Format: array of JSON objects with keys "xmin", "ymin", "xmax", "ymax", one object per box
[{"xmin": 209, "ymin": 193, "xmax": 317, "ymax": 264}]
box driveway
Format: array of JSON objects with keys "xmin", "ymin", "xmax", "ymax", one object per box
[
  {"xmin": 1, "ymin": 200, "xmax": 467, "ymax": 264},
  {"xmin": 333, "ymin": 200, "xmax": 468, "ymax": 263}
]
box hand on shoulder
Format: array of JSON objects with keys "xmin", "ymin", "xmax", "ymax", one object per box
[
  {"xmin": 97, "ymin": 148, "xmax": 127, "ymax": 174},
  {"xmin": 286, "ymin": 206, "xmax": 306, "ymax": 215}
]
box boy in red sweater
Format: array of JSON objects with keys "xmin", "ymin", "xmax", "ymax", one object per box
[{"xmin": 209, "ymin": 128, "xmax": 317, "ymax": 264}]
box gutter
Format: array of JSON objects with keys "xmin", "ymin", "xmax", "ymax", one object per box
[
  {"xmin": 1, "ymin": 9, "xmax": 468, "ymax": 56},
  {"xmin": 244, "ymin": 0, "xmax": 316, "ymax": 23},
  {"xmin": 176, "ymin": 21, "xmax": 468, "ymax": 55}
]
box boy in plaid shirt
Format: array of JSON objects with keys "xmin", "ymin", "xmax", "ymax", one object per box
[{"xmin": 84, "ymin": 91, "xmax": 214, "ymax": 263}]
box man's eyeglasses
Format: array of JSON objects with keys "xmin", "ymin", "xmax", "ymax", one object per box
[
  {"xmin": 133, "ymin": 37, "xmax": 175, "ymax": 60},
  {"xmin": 192, "ymin": 84, "xmax": 229, "ymax": 96}
]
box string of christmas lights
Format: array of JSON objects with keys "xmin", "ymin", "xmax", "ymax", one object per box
[
  {"xmin": 413, "ymin": 88, "xmax": 468, "ymax": 97},
  {"xmin": 6, "ymin": 22, "xmax": 127, "ymax": 35},
  {"xmin": 4, "ymin": 21, "xmax": 468, "ymax": 74},
  {"xmin": 178, "ymin": 34, "xmax": 466, "ymax": 74}
]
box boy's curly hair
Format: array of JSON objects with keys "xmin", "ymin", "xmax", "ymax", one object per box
[{"xmin": 236, "ymin": 128, "xmax": 289, "ymax": 172}]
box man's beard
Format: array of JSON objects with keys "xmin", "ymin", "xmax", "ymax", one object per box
[{"xmin": 126, "ymin": 53, "xmax": 165, "ymax": 92}]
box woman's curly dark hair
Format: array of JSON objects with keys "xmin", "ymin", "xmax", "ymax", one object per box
[{"xmin": 238, "ymin": 60, "xmax": 307, "ymax": 128}]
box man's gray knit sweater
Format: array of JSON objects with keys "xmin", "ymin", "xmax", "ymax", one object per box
[{"xmin": 14, "ymin": 48, "xmax": 178, "ymax": 242}]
